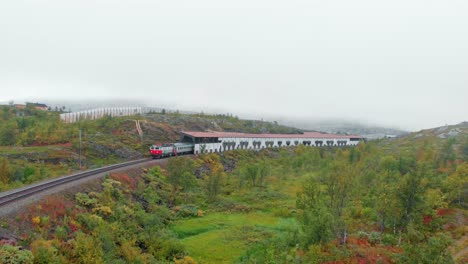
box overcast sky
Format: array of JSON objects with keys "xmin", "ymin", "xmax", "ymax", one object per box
[{"xmin": 1, "ymin": 0, "xmax": 467, "ymax": 131}]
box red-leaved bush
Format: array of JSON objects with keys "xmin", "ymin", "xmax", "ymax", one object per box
[{"xmin": 110, "ymin": 172, "xmax": 137, "ymax": 190}]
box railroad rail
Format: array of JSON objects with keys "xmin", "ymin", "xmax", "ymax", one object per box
[{"xmin": 0, "ymin": 158, "xmax": 150, "ymax": 207}]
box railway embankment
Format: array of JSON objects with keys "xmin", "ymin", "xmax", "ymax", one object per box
[
  {"xmin": 0, "ymin": 158, "xmax": 172, "ymax": 217},
  {"xmin": 0, "ymin": 108, "xmax": 298, "ymax": 194}
]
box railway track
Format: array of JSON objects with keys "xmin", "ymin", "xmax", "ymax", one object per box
[{"xmin": 0, "ymin": 158, "xmax": 151, "ymax": 207}]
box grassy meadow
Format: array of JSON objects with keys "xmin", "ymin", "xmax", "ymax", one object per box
[{"xmin": 171, "ymin": 171, "xmax": 302, "ymax": 263}]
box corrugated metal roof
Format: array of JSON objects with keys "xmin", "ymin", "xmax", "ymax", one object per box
[{"xmin": 181, "ymin": 131, "xmax": 361, "ymax": 139}]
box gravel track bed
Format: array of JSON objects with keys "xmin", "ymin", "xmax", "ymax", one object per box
[{"xmin": 0, "ymin": 158, "xmax": 173, "ymax": 217}]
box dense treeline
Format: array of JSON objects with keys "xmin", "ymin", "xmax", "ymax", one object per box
[{"xmin": 239, "ymin": 140, "xmax": 467, "ymax": 263}]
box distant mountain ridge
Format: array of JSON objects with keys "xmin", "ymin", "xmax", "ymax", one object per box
[
  {"xmin": 404, "ymin": 121, "xmax": 468, "ymax": 140},
  {"xmin": 276, "ymin": 119, "xmax": 408, "ymax": 139},
  {"xmin": 42, "ymin": 99, "xmax": 408, "ymax": 138}
]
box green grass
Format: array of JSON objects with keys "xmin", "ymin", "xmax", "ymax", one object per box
[
  {"xmin": 181, "ymin": 228, "xmax": 247, "ymax": 263},
  {"xmin": 169, "ymin": 170, "xmax": 307, "ymax": 263},
  {"xmin": 171, "ymin": 212, "xmax": 279, "ymax": 238},
  {"xmin": 171, "ymin": 212, "xmax": 283, "ymax": 263}
]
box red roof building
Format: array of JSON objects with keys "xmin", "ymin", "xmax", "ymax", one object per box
[
  {"xmin": 181, "ymin": 131, "xmax": 361, "ymax": 139},
  {"xmin": 180, "ymin": 131, "xmax": 363, "ymax": 154}
]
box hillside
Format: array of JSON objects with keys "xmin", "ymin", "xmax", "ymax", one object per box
[
  {"xmin": 0, "ymin": 106, "xmax": 301, "ymax": 191},
  {"xmin": 380, "ymin": 122, "xmax": 468, "ymax": 163},
  {"xmin": 0, "ymin": 121, "xmax": 466, "ymax": 263},
  {"xmin": 402, "ymin": 122, "xmax": 468, "ymax": 141},
  {"xmin": 1, "ymin": 106, "xmax": 466, "ymax": 263},
  {"xmin": 278, "ymin": 118, "xmax": 408, "ymax": 139},
  {"xmin": 42, "ymin": 99, "xmax": 407, "ymax": 138}
]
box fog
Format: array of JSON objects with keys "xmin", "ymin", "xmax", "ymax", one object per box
[{"xmin": 1, "ymin": 0, "xmax": 467, "ymax": 131}]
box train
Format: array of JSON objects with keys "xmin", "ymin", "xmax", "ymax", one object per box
[{"xmin": 149, "ymin": 143, "xmax": 194, "ymax": 159}]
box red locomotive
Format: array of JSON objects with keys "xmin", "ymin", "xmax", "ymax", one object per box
[{"xmin": 149, "ymin": 143, "xmax": 194, "ymax": 159}]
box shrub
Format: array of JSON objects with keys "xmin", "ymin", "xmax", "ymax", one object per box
[
  {"xmin": 305, "ymin": 244, "xmax": 327, "ymax": 264},
  {"xmin": 72, "ymin": 232, "xmax": 104, "ymax": 264},
  {"xmin": 0, "ymin": 158, "xmax": 12, "ymax": 184},
  {"xmin": 175, "ymin": 256, "xmax": 198, "ymax": 264},
  {"xmin": 174, "ymin": 204, "xmax": 199, "ymax": 218},
  {"xmin": 145, "ymin": 233, "xmax": 185, "ymax": 260},
  {"xmin": 31, "ymin": 216, "xmax": 41, "ymax": 226},
  {"xmin": 92, "ymin": 205, "xmax": 113, "ymax": 217},
  {"xmin": 75, "ymin": 193, "xmax": 98, "ymax": 208},
  {"xmin": 23, "ymin": 166, "xmax": 36, "ymax": 182},
  {"xmin": 0, "ymin": 125, "xmax": 16, "ymax": 146},
  {"xmin": 0, "ymin": 245, "xmax": 34, "ymax": 264},
  {"xmin": 120, "ymin": 240, "xmax": 143, "ymax": 263},
  {"xmin": 55, "ymin": 226, "xmax": 68, "ymax": 241},
  {"xmin": 77, "ymin": 213, "xmax": 104, "ymax": 231},
  {"xmin": 381, "ymin": 233, "xmax": 398, "ymax": 246},
  {"xmin": 273, "ymin": 207, "xmax": 292, "ymax": 217},
  {"xmin": 110, "ymin": 172, "xmax": 137, "ymax": 190},
  {"xmin": 357, "ymin": 231, "xmax": 368, "ymax": 240},
  {"xmin": 11, "ymin": 167, "xmax": 25, "ymax": 182},
  {"xmin": 30, "ymin": 239, "xmax": 64, "ymax": 264},
  {"xmin": 238, "ymin": 231, "xmax": 299, "ymax": 263},
  {"xmin": 369, "ymin": 232, "xmax": 380, "ymax": 245}
]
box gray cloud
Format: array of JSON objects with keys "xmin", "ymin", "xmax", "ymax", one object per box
[{"xmin": 1, "ymin": 0, "xmax": 467, "ymax": 131}]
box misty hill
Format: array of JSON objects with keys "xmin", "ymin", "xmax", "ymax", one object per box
[
  {"xmin": 387, "ymin": 121, "xmax": 468, "ymax": 145},
  {"xmin": 406, "ymin": 121, "xmax": 468, "ymax": 140},
  {"xmin": 41, "ymin": 99, "xmax": 195, "ymax": 115},
  {"xmin": 40, "ymin": 99, "xmax": 407, "ymax": 138},
  {"xmin": 372, "ymin": 122, "xmax": 468, "ymax": 170},
  {"xmin": 276, "ymin": 119, "xmax": 408, "ymax": 139}
]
